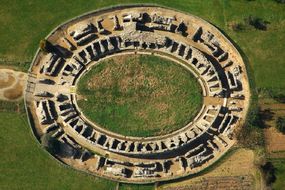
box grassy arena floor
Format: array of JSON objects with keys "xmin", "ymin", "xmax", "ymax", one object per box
[
  {"xmin": 0, "ymin": 0, "xmax": 285, "ymax": 189},
  {"xmin": 77, "ymin": 54, "xmax": 202, "ymax": 137}
]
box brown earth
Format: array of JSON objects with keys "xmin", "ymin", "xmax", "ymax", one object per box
[
  {"xmin": 3, "ymin": 82, "xmax": 23, "ymax": 100},
  {"xmin": 0, "ymin": 75, "xmax": 15, "ymax": 88},
  {"xmin": 0, "ymin": 69, "xmax": 27, "ymax": 101},
  {"xmin": 264, "ymin": 127, "xmax": 285, "ymax": 157},
  {"xmin": 259, "ymin": 98, "xmax": 285, "ymax": 157},
  {"xmin": 158, "ymin": 148, "xmax": 264, "ymax": 190}
]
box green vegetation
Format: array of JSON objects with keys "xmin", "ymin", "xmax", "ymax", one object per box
[
  {"xmin": 261, "ymin": 162, "xmax": 276, "ymax": 186},
  {"xmin": 275, "ymin": 0, "xmax": 285, "ymax": 4},
  {"xmin": 270, "ymin": 158, "xmax": 285, "ymax": 190},
  {"xmin": 245, "ymin": 15, "xmax": 269, "ymax": 31},
  {"xmin": 0, "ymin": 101, "xmax": 116, "ymax": 190},
  {"xmin": 77, "ymin": 55, "xmax": 202, "ymax": 137},
  {"xmin": 228, "ymin": 15, "xmax": 269, "ymax": 32},
  {"xmin": 236, "ymin": 81, "xmax": 265, "ymax": 150},
  {"xmin": 276, "ymin": 117, "xmax": 285, "ymax": 134},
  {"xmin": 0, "ymin": 100, "xmax": 25, "ymax": 113},
  {"xmin": 119, "ymin": 183, "xmax": 154, "ymax": 190}
]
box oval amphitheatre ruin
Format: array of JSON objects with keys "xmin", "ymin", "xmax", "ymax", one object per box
[{"xmin": 24, "ymin": 5, "xmax": 250, "ymax": 183}]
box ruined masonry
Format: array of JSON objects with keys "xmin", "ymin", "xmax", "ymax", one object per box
[{"xmin": 25, "ymin": 5, "xmax": 250, "ymax": 183}]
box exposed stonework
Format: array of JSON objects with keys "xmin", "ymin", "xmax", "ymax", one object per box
[{"xmin": 24, "ymin": 5, "xmax": 250, "ymax": 184}]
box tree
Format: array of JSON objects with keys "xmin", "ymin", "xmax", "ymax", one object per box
[
  {"xmin": 276, "ymin": 117, "xmax": 285, "ymax": 134},
  {"xmin": 261, "ymin": 162, "xmax": 276, "ymax": 186}
]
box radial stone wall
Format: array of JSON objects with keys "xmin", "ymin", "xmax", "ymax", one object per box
[{"xmin": 25, "ymin": 5, "xmax": 250, "ymax": 183}]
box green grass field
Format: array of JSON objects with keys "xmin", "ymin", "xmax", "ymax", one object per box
[
  {"xmin": 0, "ymin": 0, "xmax": 285, "ymax": 189},
  {"xmin": 119, "ymin": 183, "xmax": 154, "ymax": 190},
  {"xmin": 0, "ymin": 101, "xmax": 117, "ymax": 190},
  {"xmin": 77, "ymin": 54, "xmax": 202, "ymax": 137}
]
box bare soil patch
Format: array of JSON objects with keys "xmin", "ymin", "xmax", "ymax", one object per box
[
  {"xmin": 264, "ymin": 125, "xmax": 285, "ymax": 156},
  {"xmin": 0, "ymin": 69, "xmax": 27, "ymax": 101},
  {"xmin": 259, "ymin": 98, "xmax": 285, "ymax": 157},
  {"xmin": 3, "ymin": 82, "xmax": 23, "ymax": 100},
  {"xmin": 158, "ymin": 149, "xmax": 263, "ymax": 190},
  {"xmin": 0, "ymin": 75, "xmax": 15, "ymax": 88}
]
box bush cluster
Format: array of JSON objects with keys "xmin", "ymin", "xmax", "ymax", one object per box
[
  {"xmin": 228, "ymin": 15, "xmax": 269, "ymax": 31},
  {"xmin": 245, "ymin": 16, "xmax": 269, "ymax": 30},
  {"xmin": 276, "ymin": 117, "xmax": 285, "ymax": 134},
  {"xmin": 236, "ymin": 106, "xmax": 265, "ymax": 149},
  {"xmin": 261, "ymin": 162, "xmax": 276, "ymax": 186},
  {"xmin": 275, "ymin": 0, "xmax": 285, "ymax": 4}
]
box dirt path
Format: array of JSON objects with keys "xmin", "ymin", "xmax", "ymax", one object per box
[{"xmin": 0, "ymin": 69, "xmax": 27, "ymax": 101}]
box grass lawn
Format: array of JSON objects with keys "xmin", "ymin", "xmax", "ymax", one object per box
[
  {"xmin": 77, "ymin": 54, "xmax": 202, "ymax": 137},
  {"xmin": 119, "ymin": 184, "xmax": 154, "ymax": 190},
  {"xmin": 0, "ymin": 101, "xmax": 117, "ymax": 190}
]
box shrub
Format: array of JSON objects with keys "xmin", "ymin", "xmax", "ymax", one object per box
[
  {"xmin": 275, "ymin": 0, "xmax": 285, "ymax": 3},
  {"xmin": 245, "ymin": 16, "xmax": 269, "ymax": 30},
  {"xmin": 276, "ymin": 117, "xmax": 285, "ymax": 134},
  {"xmin": 261, "ymin": 162, "xmax": 276, "ymax": 185}
]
